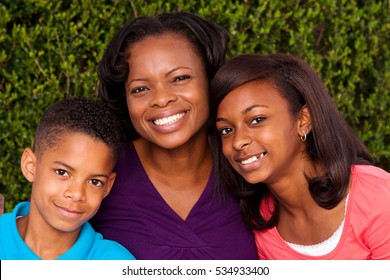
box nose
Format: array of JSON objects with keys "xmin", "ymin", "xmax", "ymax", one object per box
[
  {"xmin": 232, "ymin": 127, "xmax": 252, "ymax": 151},
  {"xmin": 64, "ymin": 181, "xmax": 86, "ymax": 202},
  {"xmin": 150, "ymin": 84, "xmax": 178, "ymax": 107}
]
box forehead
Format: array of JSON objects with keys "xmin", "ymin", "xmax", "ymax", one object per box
[
  {"xmin": 41, "ymin": 131, "xmax": 112, "ymax": 158},
  {"xmin": 218, "ymin": 81, "xmax": 288, "ymax": 114},
  {"xmin": 127, "ymin": 34, "xmax": 202, "ymax": 67},
  {"xmin": 37, "ymin": 131, "xmax": 111, "ymax": 156}
]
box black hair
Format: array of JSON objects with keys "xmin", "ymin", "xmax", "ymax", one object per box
[
  {"xmin": 97, "ymin": 12, "xmax": 229, "ymax": 140},
  {"xmin": 210, "ymin": 53, "xmax": 373, "ymax": 230},
  {"xmin": 33, "ymin": 97, "xmax": 123, "ymax": 164}
]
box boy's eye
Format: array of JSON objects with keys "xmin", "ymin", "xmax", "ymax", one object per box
[
  {"xmin": 89, "ymin": 179, "xmax": 103, "ymax": 187},
  {"xmin": 55, "ymin": 169, "xmax": 69, "ymax": 177},
  {"xmin": 172, "ymin": 75, "xmax": 190, "ymax": 83},
  {"xmin": 251, "ymin": 116, "xmax": 266, "ymax": 125}
]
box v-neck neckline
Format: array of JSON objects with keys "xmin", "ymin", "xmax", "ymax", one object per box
[{"xmin": 129, "ymin": 142, "xmax": 214, "ymax": 223}]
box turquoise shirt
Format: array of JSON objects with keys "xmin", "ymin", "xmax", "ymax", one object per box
[{"xmin": 0, "ymin": 202, "xmax": 135, "ymax": 260}]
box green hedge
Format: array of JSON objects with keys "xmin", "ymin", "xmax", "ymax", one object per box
[{"xmin": 1, "ymin": 0, "xmax": 389, "ymax": 212}]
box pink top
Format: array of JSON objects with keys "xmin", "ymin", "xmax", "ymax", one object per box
[{"xmin": 254, "ymin": 165, "xmax": 390, "ymax": 259}]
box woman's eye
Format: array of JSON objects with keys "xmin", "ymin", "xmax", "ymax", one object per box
[
  {"xmin": 89, "ymin": 179, "xmax": 104, "ymax": 187},
  {"xmin": 55, "ymin": 169, "xmax": 69, "ymax": 177},
  {"xmin": 130, "ymin": 86, "xmax": 148, "ymax": 94},
  {"xmin": 172, "ymin": 75, "xmax": 190, "ymax": 83},
  {"xmin": 251, "ymin": 116, "xmax": 266, "ymax": 125}
]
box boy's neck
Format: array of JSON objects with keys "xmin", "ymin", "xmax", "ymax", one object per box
[{"xmin": 16, "ymin": 214, "xmax": 80, "ymax": 260}]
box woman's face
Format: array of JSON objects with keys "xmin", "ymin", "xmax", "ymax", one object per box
[
  {"xmin": 125, "ymin": 34, "xmax": 209, "ymax": 149},
  {"xmin": 216, "ymin": 81, "xmax": 308, "ymax": 186}
]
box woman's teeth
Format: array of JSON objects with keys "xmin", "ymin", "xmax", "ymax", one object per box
[{"xmin": 153, "ymin": 112, "xmax": 186, "ymax": 126}]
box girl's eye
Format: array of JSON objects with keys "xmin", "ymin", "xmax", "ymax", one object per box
[
  {"xmin": 89, "ymin": 179, "xmax": 104, "ymax": 187},
  {"xmin": 130, "ymin": 86, "xmax": 149, "ymax": 94},
  {"xmin": 172, "ymin": 75, "xmax": 190, "ymax": 83},
  {"xmin": 55, "ymin": 169, "xmax": 69, "ymax": 177},
  {"xmin": 251, "ymin": 116, "xmax": 266, "ymax": 125},
  {"xmin": 219, "ymin": 127, "xmax": 233, "ymax": 136}
]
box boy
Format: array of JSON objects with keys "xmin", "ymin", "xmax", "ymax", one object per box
[{"xmin": 0, "ymin": 97, "xmax": 135, "ymax": 260}]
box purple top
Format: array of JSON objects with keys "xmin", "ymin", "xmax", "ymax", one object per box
[{"xmin": 91, "ymin": 143, "xmax": 257, "ymax": 260}]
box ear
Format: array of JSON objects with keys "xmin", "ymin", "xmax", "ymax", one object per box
[
  {"xmin": 103, "ymin": 172, "xmax": 116, "ymax": 198},
  {"xmin": 21, "ymin": 148, "xmax": 37, "ymax": 183},
  {"xmin": 297, "ymin": 105, "xmax": 312, "ymax": 138}
]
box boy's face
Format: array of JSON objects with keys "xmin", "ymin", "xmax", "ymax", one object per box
[{"xmin": 21, "ymin": 132, "xmax": 116, "ymax": 234}]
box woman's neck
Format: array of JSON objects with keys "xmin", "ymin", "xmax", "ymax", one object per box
[
  {"xmin": 133, "ymin": 132, "xmax": 212, "ymax": 175},
  {"xmin": 132, "ymin": 132, "xmax": 213, "ymax": 220}
]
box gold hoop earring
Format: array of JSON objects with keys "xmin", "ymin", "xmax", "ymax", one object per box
[{"xmin": 300, "ymin": 131, "xmax": 307, "ymax": 142}]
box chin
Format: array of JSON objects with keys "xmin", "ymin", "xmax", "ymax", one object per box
[{"xmin": 240, "ymin": 174, "xmax": 263, "ymax": 185}]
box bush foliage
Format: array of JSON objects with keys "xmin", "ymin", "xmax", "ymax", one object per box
[{"xmin": 1, "ymin": 0, "xmax": 389, "ymax": 211}]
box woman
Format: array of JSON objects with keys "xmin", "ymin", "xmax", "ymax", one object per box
[
  {"xmin": 210, "ymin": 53, "xmax": 390, "ymax": 259},
  {"xmin": 90, "ymin": 12, "xmax": 257, "ymax": 260}
]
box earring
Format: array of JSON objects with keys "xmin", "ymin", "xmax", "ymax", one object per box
[{"xmin": 300, "ymin": 131, "xmax": 307, "ymax": 142}]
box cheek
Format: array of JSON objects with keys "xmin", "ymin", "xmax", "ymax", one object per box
[
  {"xmin": 221, "ymin": 140, "xmax": 233, "ymax": 160},
  {"xmin": 127, "ymin": 101, "xmax": 143, "ymax": 124},
  {"xmin": 199, "ymin": 104, "xmax": 209, "ymax": 122},
  {"xmin": 84, "ymin": 188, "xmax": 106, "ymax": 209}
]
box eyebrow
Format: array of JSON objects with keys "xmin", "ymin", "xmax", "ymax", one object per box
[
  {"xmin": 54, "ymin": 161, "xmax": 75, "ymax": 171},
  {"xmin": 166, "ymin": 66, "xmax": 192, "ymax": 77},
  {"xmin": 242, "ymin": 104, "xmax": 268, "ymax": 114},
  {"xmin": 216, "ymin": 104, "xmax": 268, "ymax": 123},
  {"xmin": 126, "ymin": 78, "xmax": 147, "ymax": 88},
  {"xmin": 126, "ymin": 66, "xmax": 193, "ymax": 86},
  {"xmin": 53, "ymin": 161, "xmax": 109, "ymax": 178}
]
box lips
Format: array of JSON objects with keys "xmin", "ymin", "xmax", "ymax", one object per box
[{"xmin": 56, "ymin": 204, "xmax": 84, "ymax": 219}]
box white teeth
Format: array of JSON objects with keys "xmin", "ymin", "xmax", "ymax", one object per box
[
  {"xmin": 241, "ymin": 153, "xmax": 266, "ymax": 165},
  {"xmin": 153, "ymin": 112, "xmax": 186, "ymax": 126},
  {"xmin": 241, "ymin": 156, "xmax": 258, "ymax": 165}
]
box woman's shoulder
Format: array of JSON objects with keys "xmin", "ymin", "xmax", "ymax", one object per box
[{"xmin": 115, "ymin": 141, "xmax": 139, "ymax": 172}]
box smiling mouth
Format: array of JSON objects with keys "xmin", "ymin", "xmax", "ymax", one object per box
[
  {"xmin": 152, "ymin": 112, "xmax": 187, "ymax": 126},
  {"xmin": 240, "ymin": 152, "xmax": 266, "ymax": 165},
  {"xmin": 55, "ymin": 203, "xmax": 83, "ymax": 214}
]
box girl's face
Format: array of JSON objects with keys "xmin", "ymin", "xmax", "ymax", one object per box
[
  {"xmin": 125, "ymin": 34, "xmax": 209, "ymax": 149},
  {"xmin": 216, "ymin": 81, "xmax": 309, "ymax": 186}
]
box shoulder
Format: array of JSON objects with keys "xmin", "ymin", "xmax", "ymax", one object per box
[
  {"xmin": 349, "ymin": 164, "xmax": 390, "ymax": 218},
  {"xmin": 351, "ymin": 165, "xmax": 390, "ymax": 183},
  {"xmin": 117, "ymin": 142, "xmax": 136, "ymax": 162},
  {"xmin": 90, "ymin": 238, "xmax": 136, "ymax": 260},
  {"xmin": 0, "ymin": 202, "xmax": 31, "ymax": 259},
  {"xmin": 82, "ymin": 223, "xmax": 136, "ymax": 260},
  {"xmin": 0, "ymin": 212, "xmax": 14, "ymax": 236},
  {"xmin": 0, "ymin": 201, "xmax": 29, "ymax": 222},
  {"xmin": 351, "ymin": 164, "xmax": 390, "ymax": 198},
  {"xmin": 348, "ymin": 165, "xmax": 390, "ymax": 258},
  {"xmin": 114, "ymin": 141, "xmax": 139, "ymax": 175},
  {"xmin": 351, "ymin": 165, "xmax": 389, "ymax": 193}
]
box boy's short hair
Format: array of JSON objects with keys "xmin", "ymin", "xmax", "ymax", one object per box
[{"xmin": 33, "ymin": 97, "xmax": 122, "ymax": 164}]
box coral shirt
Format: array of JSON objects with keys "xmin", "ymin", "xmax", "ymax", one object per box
[{"xmin": 255, "ymin": 165, "xmax": 390, "ymax": 259}]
